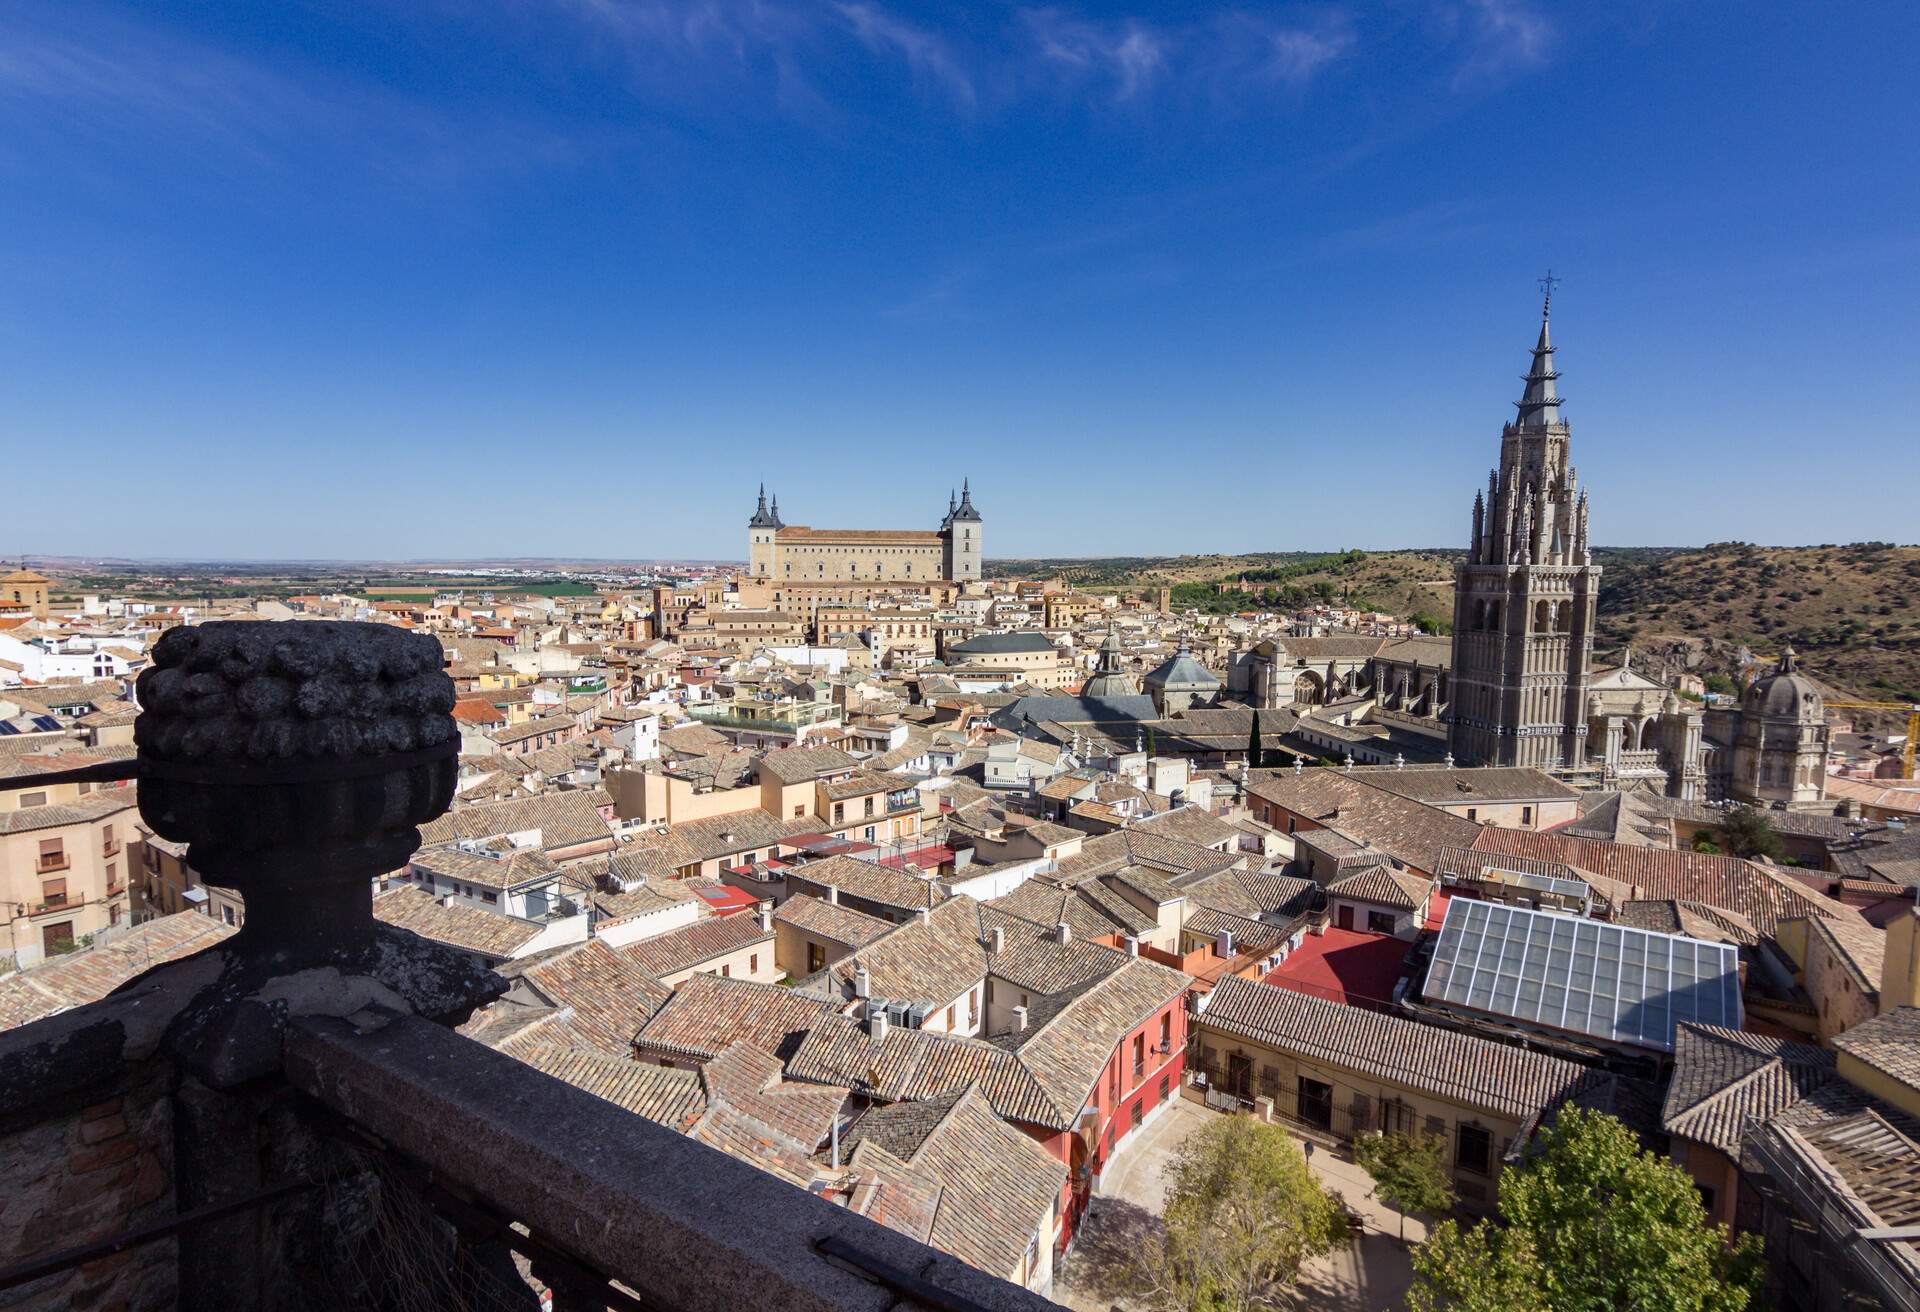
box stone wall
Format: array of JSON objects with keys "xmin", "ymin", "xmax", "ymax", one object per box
[{"xmin": 0, "ymin": 1054, "xmax": 176, "ymax": 1312}]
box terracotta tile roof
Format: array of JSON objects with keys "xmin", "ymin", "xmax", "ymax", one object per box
[
  {"xmin": 985, "ymin": 880, "xmax": 1155, "ymax": 941},
  {"xmin": 786, "ymin": 1013, "xmax": 1066, "ymax": 1127},
  {"xmin": 1470, "ymin": 826, "xmax": 1856, "ymax": 936},
  {"xmin": 1050, "ymin": 828, "xmax": 1242, "ymax": 883},
  {"xmin": 633, "ymin": 808, "xmax": 813, "ymax": 868},
  {"xmin": 418, "ymin": 791, "xmax": 614, "ymax": 853},
  {"xmin": 758, "ymin": 745, "xmax": 860, "ymax": 784},
  {"xmin": 510, "ymin": 1040, "xmax": 707, "ymax": 1128},
  {"xmin": 1131, "ymin": 807, "xmax": 1239, "ymax": 849},
  {"xmin": 697, "ymin": 1040, "xmax": 845, "ymax": 1149},
  {"xmin": 1248, "ymin": 772, "xmax": 1482, "ymax": 875},
  {"xmin": 636, "ymin": 973, "xmax": 838, "ymax": 1064},
  {"xmin": 1346, "ymin": 765, "xmax": 1581, "ymax": 806},
  {"xmin": 785, "ymin": 854, "xmax": 942, "ymax": 914},
  {"xmin": 619, "ymin": 912, "xmax": 772, "ymax": 979},
  {"xmin": 0, "ymin": 787, "xmax": 138, "ymax": 835},
  {"xmin": 0, "ymin": 912, "xmax": 234, "ymax": 1030},
  {"xmin": 408, "ymin": 841, "xmax": 557, "ymax": 891},
  {"xmin": 1180, "ymin": 905, "xmax": 1285, "ymax": 954},
  {"xmin": 509, "ymin": 939, "xmax": 674, "ymax": 1056},
  {"xmin": 1834, "ymin": 1007, "xmax": 1920, "ymax": 1100},
  {"xmin": 900, "ymin": 1085, "xmax": 1068, "ymax": 1278},
  {"xmin": 1183, "ymin": 869, "xmax": 1321, "ymax": 921},
  {"xmin": 1615, "ymin": 900, "xmax": 1760, "ymax": 947},
  {"xmin": 1198, "ymin": 973, "xmax": 1591, "ymax": 1120},
  {"xmin": 372, "ymin": 887, "xmax": 543, "ymax": 959},
  {"xmin": 1014, "ymin": 957, "xmax": 1190, "ymax": 1118},
  {"xmin": 1325, "ymin": 866, "xmax": 1432, "ymax": 910},
  {"xmin": 772, "ymin": 894, "xmax": 893, "ymax": 950},
  {"xmin": 843, "ymin": 1089, "xmax": 968, "ymax": 1161},
  {"xmin": 1662, "ymin": 1023, "xmax": 1836, "ymax": 1154}
]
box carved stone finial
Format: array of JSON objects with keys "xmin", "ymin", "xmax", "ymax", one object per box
[{"xmin": 135, "ymin": 621, "xmax": 458, "ymax": 969}]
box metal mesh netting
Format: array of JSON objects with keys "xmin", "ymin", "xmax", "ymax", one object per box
[{"xmin": 285, "ymin": 1144, "xmax": 545, "ymax": 1312}]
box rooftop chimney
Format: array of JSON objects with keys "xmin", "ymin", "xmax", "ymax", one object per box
[
  {"xmin": 1055, "ymin": 921, "xmax": 1072, "ymax": 945},
  {"xmin": 1012, "ymin": 1005, "xmax": 1028, "ymax": 1032},
  {"xmin": 853, "ymin": 964, "xmax": 870, "ymax": 999},
  {"xmin": 757, "ymin": 900, "xmax": 773, "ymax": 933},
  {"xmin": 1124, "ymin": 935, "xmax": 1140, "ymax": 957},
  {"xmin": 1215, "ymin": 930, "xmax": 1234, "ymax": 959},
  {"xmin": 826, "ymin": 884, "xmax": 840, "ymax": 905},
  {"xmin": 990, "ymin": 925, "xmax": 1005, "ymax": 953},
  {"xmin": 868, "ymin": 1006, "xmax": 889, "ymax": 1043}
]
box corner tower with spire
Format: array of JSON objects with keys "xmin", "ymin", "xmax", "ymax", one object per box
[{"xmin": 1448, "ymin": 280, "xmax": 1600, "ymax": 771}]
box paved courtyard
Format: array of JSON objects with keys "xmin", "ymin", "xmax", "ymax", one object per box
[{"xmin": 1054, "ymin": 1099, "xmax": 1418, "ymax": 1311}]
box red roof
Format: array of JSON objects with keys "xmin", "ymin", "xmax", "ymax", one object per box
[
  {"xmin": 697, "ymin": 885, "xmax": 760, "ymax": 915},
  {"xmin": 878, "ymin": 845, "xmax": 954, "ymax": 871},
  {"xmin": 1262, "ymin": 927, "xmax": 1410, "ymax": 1013}
]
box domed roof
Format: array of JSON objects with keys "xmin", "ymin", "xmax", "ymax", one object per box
[
  {"xmin": 1143, "ymin": 640, "xmax": 1220, "ymax": 691},
  {"xmin": 1745, "ymin": 645, "xmax": 1821, "ymax": 720},
  {"xmin": 1081, "ymin": 627, "xmax": 1139, "ymax": 699}
]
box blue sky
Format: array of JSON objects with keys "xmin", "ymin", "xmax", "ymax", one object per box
[{"xmin": 3, "ymin": 1, "xmax": 1916, "ymax": 561}]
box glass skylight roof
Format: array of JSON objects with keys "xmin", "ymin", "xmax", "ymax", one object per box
[{"xmin": 1423, "ymin": 899, "xmax": 1740, "ymax": 1052}]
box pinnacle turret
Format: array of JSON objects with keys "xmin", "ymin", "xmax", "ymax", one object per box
[
  {"xmin": 748, "ymin": 483, "xmax": 778, "ymax": 529},
  {"xmin": 951, "ymin": 477, "xmax": 981, "ymax": 523}
]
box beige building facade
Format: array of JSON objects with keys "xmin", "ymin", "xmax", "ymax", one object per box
[{"xmin": 746, "ymin": 484, "xmax": 982, "ymax": 585}]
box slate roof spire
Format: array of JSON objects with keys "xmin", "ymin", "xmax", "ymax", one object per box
[
  {"xmin": 1513, "ymin": 283, "xmax": 1565, "ymax": 428},
  {"xmin": 748, "ymin": 483, "xmax": 778, "ymax": 529},
  {"xmin": 951, "ymin": 478, "xmax": 981, "ymax": 523}
]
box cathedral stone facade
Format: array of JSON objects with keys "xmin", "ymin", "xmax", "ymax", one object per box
[
  {"xmin": 1439, "ymin": 295, "xmax": 1826, "ymax": 808},
  {"xmin": 746, "ymin": 483, "xmax": 982, "ymax": 585},
  {"xmin": 1448, "ymin": 295, "xmax": 1599, "ymax": 771}
]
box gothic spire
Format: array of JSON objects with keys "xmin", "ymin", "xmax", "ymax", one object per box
[{"xmin": 1512, "ymin": 288, "xmax": 1565, "ymax": 428}]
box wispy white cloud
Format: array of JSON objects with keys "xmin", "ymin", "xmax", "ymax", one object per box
[
  {"xmin": 836, "ymin": 3, "xmax": 976, "ymax": 109},
  {"xmin": 1449, "ymin": 0, "xmax": 1555, "ymax": 90},
  {"xmin": 0, "ymin": 9, "xmax": 580, "ymax": 190},
  {"xmin": 1021, "ymin": 8, "xmax": 1353, "ymax": 106},
  {"xmin": 1022, "ymin": 10, "xmax": 1169, "ymax": 102}
]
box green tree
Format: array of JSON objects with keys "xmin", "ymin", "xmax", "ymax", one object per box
[
  {"xmin": 1353, "ymin": 1131, "xmax": 1454, "ymax": 1241},
  {"xmin": 1141, "ymin": 1116, "xmax": 1347, "ymax": 1312},
  {"xmin": 1715, "ymin": 804, "xmax": 1786, "ymax": 862},
  {"xmin": 1409, "ymin": 1108, "xmax": 1763, "ymax": 1312},
  {"xmin": 1247, "ymin": 711, "xmax": 1264, "ymax": 769}
]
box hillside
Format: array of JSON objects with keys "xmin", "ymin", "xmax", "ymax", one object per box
[
  {"xmin": 1594, "ymin": 542, "xmax": 1920, "ymax": 706},
  {"xmin": 993, "ymin": 542, "xmax": 1920, "ymax": 704}
]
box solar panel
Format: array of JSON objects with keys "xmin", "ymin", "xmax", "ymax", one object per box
[{"xmin": 1422, "ymin": 898, "xmax": 1740, "ymax": 1052}]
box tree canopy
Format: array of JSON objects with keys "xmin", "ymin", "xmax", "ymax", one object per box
[
  {"xmin": 1715, "ymin": 803, "xmax": 1786, "ymax": 862},
  {"xmin": 1409, "ymin": 1108, "xmax": 1763, "ymax": 1312},
  {"xmin": 1142, "ymin": 1115, "xmax": 1347, "ymax": 1312},
  {"xmin": 1353, "ymin": 1131, "xmax": 1454, "ymax": 1241}
]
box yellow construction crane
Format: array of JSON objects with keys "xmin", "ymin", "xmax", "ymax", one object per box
[{"xmin": 1826, "ymin": 700, "xmax": 1920, "ymax": 779}]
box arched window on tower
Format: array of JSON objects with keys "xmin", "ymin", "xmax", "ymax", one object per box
[
  {"xmin": 1487, "ymin": 601, "xmax": 1501, "ymax": 631},
  {"xmin": 1558, "ymin": 602, "xmax": 1574, "ymax": 633},
  {"xmin": 1534, "ymin": 600, "xmax": 1551, "ymax": 633}
]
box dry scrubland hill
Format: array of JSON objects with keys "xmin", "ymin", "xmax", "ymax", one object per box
[
  {"xmin": 1594, "ymin": 542, "xmax": 1920, "ymax": 705},
  {"xmin": 992, "ymin": 543, "xmax": 1920, "ymax": 703}
]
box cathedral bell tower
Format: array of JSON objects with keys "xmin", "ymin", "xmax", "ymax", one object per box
[{"xmin": 1448, "ymin": 280, "xmax": 1599, "ymax": 770}]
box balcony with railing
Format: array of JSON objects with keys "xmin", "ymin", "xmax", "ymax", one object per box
[{"xmin": 0, "ymin": 622, "xmax": 1056, "ymax": 1312}]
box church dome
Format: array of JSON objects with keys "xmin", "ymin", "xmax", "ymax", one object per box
[
  {"xmin": 1745, "ymin": 645, "xmax": 1821, "ymax": 721},
  {"xmin": 1143, "ymin": 640, "xmax": 1220, "ymax": 692},
  {"xmin": 1081, "ymin": 628, "xmax": 1139, "ymax": 699}
]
